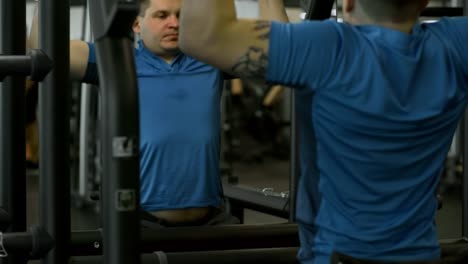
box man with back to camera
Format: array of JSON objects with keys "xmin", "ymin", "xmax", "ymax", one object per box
[
  {"xmin": 29, "ymin": 0, "xmax": 289, "ymax": 227},
  {"xmin": 179, "ymin": 0, "xmax": 468, "ymax": 263}
]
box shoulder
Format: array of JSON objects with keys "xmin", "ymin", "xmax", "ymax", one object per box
[
  {"xmin": 420, "ymin": 17, "xmax": 468, "ymax": 34},
  {"xmin": 180, "ymin": 53, "xmax": 223, "ymax": 74}
]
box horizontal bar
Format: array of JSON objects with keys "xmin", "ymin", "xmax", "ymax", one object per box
[
  {"xmin": 69, "ymin": 248, "xmax": 299, "ymax": 264},
  {"xmin": 0, "ymin": 49, "xmax": 53, "ymax": 81},
  {"xmin": 0, "ymin": 208, "xmax": 11, "ymax": 232},
  {"xmin": 421, "ymin": 7, "xmax": 463, "ymax": 17},
  {"xmin": 0, "ymin": 55, "xmax": 31, "ymax": 78},
  {"xmin": 70, "ymin": 224, "xmax": 300, "ymax": 256},
  {"xmin": 67, "ymin": 239, "xmax": 468, "ymax": 263},
  {"xmin": 60, "ymin": 239, "xmax": 468, "ymax": 264},
  {"xmin": 224, "ymin": 184, "xmax": 290, "ymax": 219},
  {"xmin": 2, "ymin": 226, "xmax": 54, "ymax": 259}
]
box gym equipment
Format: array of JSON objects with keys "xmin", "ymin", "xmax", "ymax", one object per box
[
  {"xmin": 421, "ymin": 7, "xmax": 463, "ymax": 17},
  {"xmin": 1, "ymin": 0, "xmax": 55, "ymax": 263},
  {"xmin": 0, "ymin": 209, "xmax": 11, "ymax": 232},
  {"xmin": 0, "ymin": 227, "xmax": 54, "ymax": 259},
  {"xmin": 463, "ymin": 0, "xmax": 468, "ymax": 241},
  {"xmin": 224, "ymin": 184, "xmax": 290, "ymax": 222},
  {"xmin": 69, "ymin": 248, "xmax": 299, "ymax": 264},
  {"xmin": 88, "ymin": 0, "xmax": 140, "ymax": 263},
  {"xmin": 0, "ymin": 50, "xmax": 53, "ymax": 81},
  {"xmin": 69, "ymin": 224, "xmax": 299, "ymax": 256},
  {"xmin": 37, "ymin": 0, "xmax": 72, "ymax": 262},
  {"xmin": 0, "ymin": 2, "xmax": 28, "ymax": 263}
]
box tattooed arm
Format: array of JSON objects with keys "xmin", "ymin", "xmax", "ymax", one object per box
[
  {"xmin": 258, "ymin": 0, "xmax": 289, "ymax": 22},
  {"xmin": 179, "ymin": 0, "xmax": 272, "ymax": 80}
]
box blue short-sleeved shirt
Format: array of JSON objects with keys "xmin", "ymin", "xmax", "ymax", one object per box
[
  {"xmin": 88, "ymin": 40, "xmax": 224, "ymax": 211},
  {"xmin": 268, "ymin": 18, "xmax": 468, "ymax": 264}
]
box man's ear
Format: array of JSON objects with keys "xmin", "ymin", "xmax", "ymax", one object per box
[{"xmin": 133, "ymin": 17, "xmax": 141, "ymax": 34}]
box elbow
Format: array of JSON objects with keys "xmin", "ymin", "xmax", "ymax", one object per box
[
  {"xmin": 179, "ymin": 28, "xmax": 208, "ymax": 59},
  {"xmin": 178, "ymin": 33, "xmax": 192, "ymax": 55}
]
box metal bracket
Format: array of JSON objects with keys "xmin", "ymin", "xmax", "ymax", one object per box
[
  {"xmin": 0, "ymin": 232, "xmax": 8, "ymax": 257},
  {"xmin": 112, "ymin": 137, "xmax": 137, "ymax": 158}
]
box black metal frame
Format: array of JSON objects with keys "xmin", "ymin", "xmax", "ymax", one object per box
[
  {"xmin": 68, "ymin": 224, "xmax": 299, "ymax": 256},
  {"xmin": 0, "ymin": 0, "xmax": 56, "ymax": 263},
  {"xmin": 69, "ymin": 248, "xmax": 299, "ymax": 264},
  {"xmin": 463, "ymin": 0, "xmax": 468, "ymax": 240},
  {"xmin": 1, "ymin": 0, "xmax": 468, "ymax": 264},
  {"xmin": 0, "ymin": 0, "xmax": 29, "ymax": 263},
  {"xmin": 225, "ymin": 184, "xmax": 290, "ymax": 221},
  {"xmin": 88, "ymin": 1, "xmax": 140, "ymax": 264},
  {"xmin": 421, "ymin": 7, "xmax": 463, "ymax": 17},
  {"xmin": 38, "ymin": 0, "xmax": 71, "ymax": 263},
  {"xmin": 0, "ymin": 50, "xmax": 53, "ymax": 81}
]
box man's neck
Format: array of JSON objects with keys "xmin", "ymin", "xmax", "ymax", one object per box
[
  {"xmin": 348, "ymin": 15, "xmax": 418, "ymax": 34},
  {"xmin": 157, "ymin": 51, "xmax": 180, "ymax": 64},
  {"xmin": 373, "ymin": 20, "xmax": 417, "ymax": 34}
]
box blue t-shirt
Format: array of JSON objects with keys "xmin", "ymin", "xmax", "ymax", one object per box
[
  {"xmin": 87, "ymin": 40, "xmax": 224, "ymax": 211},
  {"xmin": 268, "ymin": 18, "xmax": 468, "ymax": 264}
]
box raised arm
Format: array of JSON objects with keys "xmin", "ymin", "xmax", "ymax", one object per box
[
  {"xmin": 257, "ymin": 0, "xmax": 287, "ymax": 104},
  {"xmin": 179, "ymin": 0, "xmax": 271, "ymax": 79},
  {"xmin": 258, "ymin": 0, "xmax": 289, "ymax": 22},
  {"xmin": 28, "ymin": 3, "xmax": 89, "ymax": 81}
]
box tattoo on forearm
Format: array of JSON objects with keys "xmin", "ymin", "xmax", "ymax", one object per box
[
  {"xmin": 254, "ymin": 21, "xmax": 270, "ymax": 31},
  {"xmin": 231, "ymin": 21, "xmax": 271, "ymax": 78},
  {"xmin": 232, "ymin": 46, "xmax": 269, "ymax": 78},
  {"xmin": 254, "ymin": 21, "xmax": 271, "ymax": 40}
]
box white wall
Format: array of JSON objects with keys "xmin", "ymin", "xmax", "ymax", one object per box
[{"xmin": 26, "ymin": 3, "xmax": 86, "ymax": 40}]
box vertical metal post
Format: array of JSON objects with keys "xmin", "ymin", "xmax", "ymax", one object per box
[
  {"xmin": 462, "ymin": 0, "xmax": 468, "ymax": 239},
  {"xmin": 0, "ymin": 0, "xmax": 27, "ymax": 263},
  {"xmin": 463, "ymin": 111, "xmax": 468, "ymax": 238},
  {"xmin": 95, "ymin": 37, "xmax": 140, "ymax": 264},
  {"xmin": 38, "ymin": 0, "xmax": 70, "ymax": 263},
  {"xmin": 88, "ymin": 1, "xmax": 140, "ymax": 263},
  {"xmin": 288, "ymin": 92, "xmax": 298, "ymax": 223}
]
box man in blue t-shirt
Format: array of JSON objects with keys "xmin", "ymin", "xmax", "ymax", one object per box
[
  {"xmin": 28, "ymin": 0, "xmax": 288, "ymax": 227},
  {"xmin": 180, "ymin": 0, "xmax": 468, "ymax": 263}
]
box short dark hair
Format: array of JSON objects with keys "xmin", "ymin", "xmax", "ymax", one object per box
[{"xmin": 358, "ymin": 0, "xmax": 425, "ymax": 21}]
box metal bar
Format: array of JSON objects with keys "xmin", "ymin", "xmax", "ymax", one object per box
[
  {"xmin": 88, "ymin": 1, "xmax": 140, "ymax": 263},
  {"xmin": 0, "ymin": 51, "xmax": 53, "ymax": 81},
  {"xmin": 67, "ymin": 240, "xmax": 468, "ymax": 264},
  {"xmin": 69, "ymin": 248, "xmax": 299, "ymax": 264},
  {"xmin": 224, "ymin": 184, "xmax": 290, "ymax": 219},
  {"xmin": 289, "ymin": 87, "xmax": 298, "ymax": 223},
  {"xmin": 0, "ymin": 208, "xmax": 11, "ymax": 232},
  {"xmin": 0, "ymin": 0, "xmax": 27, "ymax": 262},
  {"xmin": 2, "ymin": 227, "xmax": 54, "ymax": 259},
  {"xmin": 0, "ymin": 56, "xmax": 31, "ymax": 78},
  {"xmin": 94, "ymin": 36, "xmax": 140, "ymax": 264},
  {"xmin": 305, "ymin": 0, "xmax": 335, "ymax": 20},
  {"xmin": 463, "ymin": 0, "xmax": 468, "ymax": 237},
  {"xmin": 421, "ymin": 7, "xmax": 463, "ymax": 17},
  {"xmin": 69, "ymin": 224, "xmax": 299, "ymax": 256},
  {"xmin": 463, "ymin": 110, "xmax": 468, "ymax": 238},
  {"xmin": 78, "ymin": 2, "xmax": 94, "ymax": 200},
  {"xmin": 38, "ymin": 0, "xmax": 70, "ymax": 263}
]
